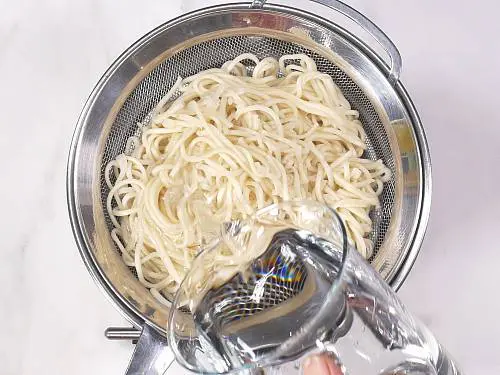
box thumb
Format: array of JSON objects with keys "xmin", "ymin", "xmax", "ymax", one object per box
[{"xmin": 303, "ymin": 354, "xmax": 343, "ymax": 375}]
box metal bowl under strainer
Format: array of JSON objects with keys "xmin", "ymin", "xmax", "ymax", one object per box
[{"xmin": 67, "ymin": 0, "xmax": 431, "ymax": 373}]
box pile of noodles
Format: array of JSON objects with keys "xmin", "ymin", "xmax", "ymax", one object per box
[{"xmin": 105, "ymin": 53, "xmax": 391, "ymax": 305}]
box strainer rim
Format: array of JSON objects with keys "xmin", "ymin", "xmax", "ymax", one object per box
[{"xmin": 67, "ymin": 2, "xmax": 431, "ymax": 333}]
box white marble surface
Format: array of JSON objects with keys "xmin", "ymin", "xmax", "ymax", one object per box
[{"xmin": 1, "ymin": 0, "xmax": 499, "ymax": 374}]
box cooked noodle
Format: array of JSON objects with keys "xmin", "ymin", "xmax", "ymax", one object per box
[{"xmin": 105, "ymin": 54, "xmax": 391, "ymax": 304}]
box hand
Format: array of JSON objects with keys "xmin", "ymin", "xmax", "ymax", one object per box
[{"xmin": 303, "ymin": 354, "xmax": 343, "ymax": 375}]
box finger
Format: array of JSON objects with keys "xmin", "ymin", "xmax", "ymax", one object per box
[{"xmin": 303, "ymin": 354, "xmax": 343, "ymax": 375}]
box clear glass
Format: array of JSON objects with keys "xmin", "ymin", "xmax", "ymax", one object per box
[{"xmin": 167, "ymin": 201, "xmax": 461, "ymax": 375}]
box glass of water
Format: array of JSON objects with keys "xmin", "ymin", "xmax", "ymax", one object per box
[{"xmin": 167, "ymin": 201, "xmax": 461, "ymax": 375}]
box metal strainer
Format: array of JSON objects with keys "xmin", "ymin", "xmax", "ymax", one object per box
[{"xmin": 67, "ymin": 0, "xmax": 431, "ymax": 373}]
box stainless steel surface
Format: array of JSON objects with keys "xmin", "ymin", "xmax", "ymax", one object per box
[
  {"xmin": 125, "ymin": 325, "xmax": 173, "ymax": 375},
  {"xmin": 105, "ymin": 327, "xmax": 142, "ymax": 341},
  {"xmin": 67, "ymin": 0, "xmax": 431, "ymax": 370},
  {"xmin": 251, "ymin": 0, "xmax": 266, "ymax": 8}
]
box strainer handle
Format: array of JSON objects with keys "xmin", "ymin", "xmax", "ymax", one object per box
[
  {"xmin": 311, "ymin": 0, "xmax": 402, "ymax": 83},
  {"xmin": 254, "ymin": 0, "xmax": 402, "ymax": 83},
  {"xmin": 124, "ymin": 324, "xmax": 175, "ymax": 375}
]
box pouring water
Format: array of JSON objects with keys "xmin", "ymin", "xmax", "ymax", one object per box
[{"xmin": 167, "ymin": 202, "xmax": 461, "ymax": 375}]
